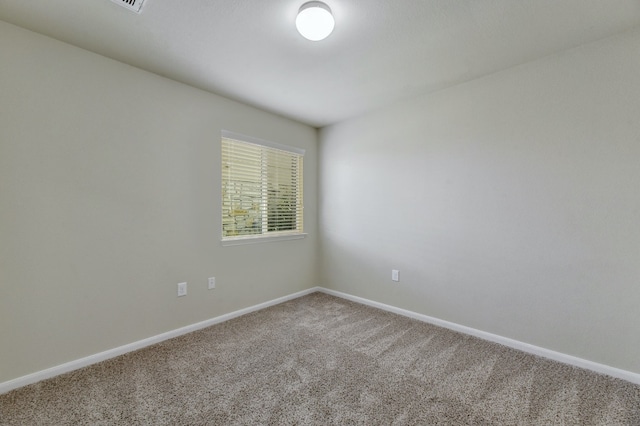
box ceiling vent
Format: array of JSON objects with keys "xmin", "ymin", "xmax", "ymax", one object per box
[{"xmin": 109, "ymin": 0, "xmax": 145, "ymax": 13}]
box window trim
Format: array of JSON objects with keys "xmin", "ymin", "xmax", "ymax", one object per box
[
  {"xmin": 220, "ymin": 232, "xmax": 308, "ymax": 247},
  {"xmin": 221, "ymin": 130, "xmax": 305, "ymax": 156},
  {"xmin": 220, "ymin": 130, "xmax": 306, "ymax": 245}
]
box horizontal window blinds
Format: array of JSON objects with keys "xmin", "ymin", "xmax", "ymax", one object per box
[{"xmin": 222, "ymin": 135, "xmax": 304, "ymax": 240}]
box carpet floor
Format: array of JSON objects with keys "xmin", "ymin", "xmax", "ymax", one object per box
[{"xmin": 1, "ymin": 292, "xmax": 639, "ymax": 425}]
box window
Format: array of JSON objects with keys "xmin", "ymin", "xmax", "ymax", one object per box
[{"xmin": 221, "ymin": 131, "xmax": 304, "ymax": 244}]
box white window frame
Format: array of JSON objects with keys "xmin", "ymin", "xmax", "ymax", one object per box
[{"xmin": 221, "ymin": 130, "xmax": 306, "ymax": 246}]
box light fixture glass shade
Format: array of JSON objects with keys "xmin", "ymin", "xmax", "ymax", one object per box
[{"xmin": 296, "ymin": 1, "xmax": 335, "ymax": 41}]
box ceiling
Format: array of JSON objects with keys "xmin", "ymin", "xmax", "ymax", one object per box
[{"xmin": 2, "ymin": 1, "xmax": 640, "ymax": 128}]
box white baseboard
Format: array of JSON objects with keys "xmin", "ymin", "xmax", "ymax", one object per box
[
  {"xmin": 318, "ymin": 287, "xmax": 640, "ymax": 385},
  {"xmin": 0, "ymin": 287, "xmax": 319, "ymax": 395},
  {"xmin": 3, "ymin": 285, "xmax": 638, "ymax": 394}
]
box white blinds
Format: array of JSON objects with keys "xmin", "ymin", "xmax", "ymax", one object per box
[{"xmin": 221, "ymin": 135, "xmax": 304, "ymax": 240}]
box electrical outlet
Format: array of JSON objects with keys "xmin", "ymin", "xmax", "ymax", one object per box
[
  {"xmin": 208, "ymin": 277, "xmax": 216, "ymax": 290},
  {"xmin": 392, "ymin": 270, "xmax": 400, "ymax": 282},
  {"xmin": 177, "ymin": 282, "xmax": 187, "ymax": 297}
]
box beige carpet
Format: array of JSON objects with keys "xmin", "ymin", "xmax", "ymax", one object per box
[{"xmin": 1, "ymin": 292, "xmax": 639, "ymax": 425}]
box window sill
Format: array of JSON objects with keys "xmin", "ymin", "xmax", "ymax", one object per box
[{"xmin": 221, "ymin": 233, "xmax": 308, "ymax": 247}]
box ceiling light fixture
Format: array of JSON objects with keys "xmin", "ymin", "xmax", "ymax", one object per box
[{"xmin": 296, "ymin": 1, "xmax": 335, "ymax": 41}]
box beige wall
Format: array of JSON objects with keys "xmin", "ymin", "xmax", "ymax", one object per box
[
  {"xmin": 0, "ymin": 21, "xmax": 318, "ymax": 383},
  {"xmin": 319, "ymin": 28, "xmax": 640, "ymax": 374}
]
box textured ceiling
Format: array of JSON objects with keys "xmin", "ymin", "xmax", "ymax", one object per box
[{"xmin": 1, "ymin": 1, "xmax": 640, "ymax": 127}]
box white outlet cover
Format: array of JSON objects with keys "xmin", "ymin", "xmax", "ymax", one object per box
[
  {"xmin": 177, "ymin": 282, "xmax": 187, "ymax": 297},
  {"xmin": 208, "ymin": 277, "xmax": 216, "ymax": 289},
  {"xmin": 392, "ymin": 270, "xmax": 400, "ymax": 282}
]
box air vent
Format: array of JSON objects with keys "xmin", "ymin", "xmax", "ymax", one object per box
[{"xmin": 109, "ymin": 0, "xmax": 145, "ymax": 13}]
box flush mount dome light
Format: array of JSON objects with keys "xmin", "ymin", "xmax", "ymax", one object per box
[{"xmin": 296, "ymin": 1, "xmax": 335, "ymax": 41}]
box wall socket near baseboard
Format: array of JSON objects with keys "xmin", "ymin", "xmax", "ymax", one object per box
[
  {"xmin": 208, "ymin": 277, "xmax": 216, "ymax": 290},
  {"xmin": 177, "ymin": 282, "xmax": 187, "ymax": 297},
  {"xmin": 392, "ymin": 270, "xmax": 400, "ymax": 282}
]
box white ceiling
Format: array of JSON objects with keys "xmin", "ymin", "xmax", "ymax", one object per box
[{"xmin": 2, "ymin": 1, "xmax": 640, "ymax": 127}]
